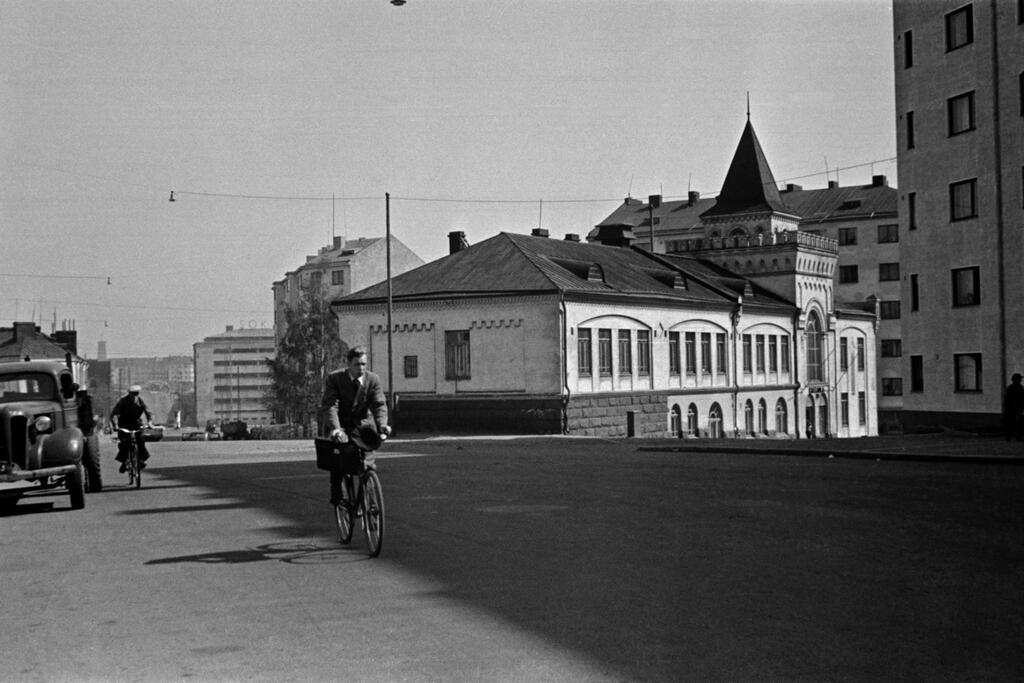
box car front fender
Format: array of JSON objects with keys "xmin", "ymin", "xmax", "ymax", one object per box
[{"xmin": 38, "ymin": 427, "xmax": 84, "ymax": 468}]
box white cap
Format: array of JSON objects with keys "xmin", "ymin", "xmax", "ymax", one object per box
[{"xmin": 129, "ymin": 385, "xmax": 142, "ymax": 393}]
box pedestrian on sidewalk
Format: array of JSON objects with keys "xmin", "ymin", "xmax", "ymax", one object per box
[{"xmin": 1003, "ymin": 373, "xmax": 1024, "ymax": 441}]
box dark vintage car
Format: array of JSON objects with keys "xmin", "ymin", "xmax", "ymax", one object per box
[{"xmin": 0, "ymin": 360, "xmax": 102, "ymax": 511}]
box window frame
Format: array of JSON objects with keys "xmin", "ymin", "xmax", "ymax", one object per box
[
  {"xmin": 945, "ymin": 4, "xmax": 974, "ymax": 52},
  {"xmin": 577, "ymin": 328, "xmax": 592, "ymax": 377},
  {"xmin": 403, "ymin": 355, "xmax": 418, "ymax": 379},
  {"xmin": 949, "ymin": 179, "xmax": 978, "ymax": 221},
  {"xmin": 951, "ymin": 266, "xmax": 981, "ymax": 307},
  {"xmin": 331, "ymin": 269, "xmax": 345, "ymax": 286},
  {"xmin": 910, "ymin": 274, "xmax": 920, "ymax": 312},
  {"xmin": 716, "ymin": 333, "xmax": 728, "ymax": 376},
  {"xmin": 908, "ymin": 192, "xmax": 917, "ymax": 230},
  {"xmin": 877, "ymin": 223, "xmax": 899, "ymax": 243},
  {"xmin": 598, "ymin": 329, "xmax": 612, "ymax": 376},
  {"xmin": 879, "ymin": 262, "xmax": 900, "ymax": 282},
  {"xmin": 838, "ymin": 265, "xmax": 859, "ymax": 284},
  {"xmin": 684, "ymin": 332, "xmax": 697, "ymax": 376},
  {"xmin": 882, "ymin": 377, "xmax": 904, "ymax": 396},
  {"xmin": 904, "ymin": 29, "xmax": 914, "ymax": 68},
  {"xmin": 910, "ymin": 355, "xmax": 924, "ymax": 393},
  {"xmin": 954, "ymin": 353, "xmax": 982, "ymax": 393},
  {"xmin": 742, "ymin": 334, "xmax": 752, "ymax": 374},
  {"xmin": 905, "ymin": 110, "xmax": 915, "ymax": 149},
  {"xmin": 880, "ymin": 300, "xmax": 902, "ymax": 320},
  {"xmin": 947, "ymin": 91, "xmax": 976, "ymax": 136},
  {"xmin": 617, "ymin": 329, "xmax": 632, "ymax": 375},
  {"xmin": 838, "ymin": 227, "xmax": 858, "ymax": 246},
  {"xmin": 840, "ymin": 337, "xmax": 849, "ymax": 371},
  {"xmin": 637, "ymin": 330, "xmax": 651, "ymax": 376},
  {"xmin": 880, "ymin": 339, "xmax": 903, "ymax": 358},
  {"xmin": 668, "ymin": 331, "xmax": 680, "ymax": 376},
  {"xmin": 444, "ymin": 329, "xmax": 471, "ymax": 381}
]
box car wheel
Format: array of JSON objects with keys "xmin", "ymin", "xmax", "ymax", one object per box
[
  {"xmin": 68, "ymin": 463, "xmax": 86, "ymax": 510},
  {"xmin": 83, "ymin": 433, "xmax": 103, "ymax": 493},
  {"xmin": 0, "ymin": 494, "xmax": 21, "ymax": 512}
]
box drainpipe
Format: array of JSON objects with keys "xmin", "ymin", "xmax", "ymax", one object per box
[
  {"xmin": 560, "ymin": 292, "xmax": 570, "ymax": 434},
  {"xmin": 989, "ymin": 0, "xmax": 1008, "ymax": 397}
]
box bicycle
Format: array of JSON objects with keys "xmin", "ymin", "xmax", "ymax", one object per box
[
  {"xmin": 117, "ymin": 427, "xmax": 144, "ymax": 489},
  {"xmin": 315, "ymin": 436, "xmax": 385, "ymax": 557}
]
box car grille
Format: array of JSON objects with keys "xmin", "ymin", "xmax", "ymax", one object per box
[{"xmin": 0, "ymin": 413, "xmax": 29, "ymax": 469}]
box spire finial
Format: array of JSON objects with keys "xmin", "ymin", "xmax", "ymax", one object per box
[{"xmin": 746, "ymin": 91, "xmax": 750, "ymax": 121}]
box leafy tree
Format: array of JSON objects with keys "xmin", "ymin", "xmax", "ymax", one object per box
[{"xmin": 264, "ymin": 284, "xmax": 346, "ymax": 435}]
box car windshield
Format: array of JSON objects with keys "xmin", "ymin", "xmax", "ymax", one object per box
[{"xmin": 0, "ymin": 373, "xmax": 57, "ymax": 402}]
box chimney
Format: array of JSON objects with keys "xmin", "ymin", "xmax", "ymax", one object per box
[
  {"xmin": 564, "ymin": 233, "xmax": 580, "ymax": 242},
  {"xmin": 53, "ymin": 330, "xmax": 78, "ymax": 355},
  {"xmin": 97, "ymin": 340, "xmax": 107, "ymax": 361},
  {"xmin": 531, "ymin": 228, "xmax": 549, "ymax": 238},
  {"xmin": 226, "ymin": 325, "xmax": 234, "ymax": 332},
  {"xmin": 872, "ymin": 175, "xmax": 887, "ymax": 187},
  {"xmin": 592, "ymin": 224, "xmax": 636, "ymax": 248},
  {"xmin": 783, "ymin": 183, "xmax": 803, "ymax": 193},
  {"xmin": 687, "ymin": 191, "xmax": 700, "ymax": 206},
  {"xmin": 333, "ymin": 236, "xmax": 342, "ymax": 249},
  {"xmin": 828, "ymin": 180, "xmax": 839, "ymax": 189},
  {"xmin": 448, "ymin": 231, "xmax": 469, "ymax": 254},
  {"xmin": 12, "ymin": 321, "xmax": 36, "ymax": 341}
]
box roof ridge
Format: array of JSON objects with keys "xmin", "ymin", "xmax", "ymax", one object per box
[{"xmin": 502, "ymin": 232, "xmax": 569, "ymax": 290}]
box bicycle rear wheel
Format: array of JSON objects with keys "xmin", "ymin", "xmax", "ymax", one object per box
[
  {"xmin": 361, "ymin": 469, "xmax": 384, "ymax": 557},
  {"xmin": 334, "ymin": 476, "xmax": 354, "ymax": 545}
]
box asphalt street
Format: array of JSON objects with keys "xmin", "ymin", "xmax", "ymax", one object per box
[{"xmin": 2, "ymin": 436, "xmax": 1023, "ymax": 682}]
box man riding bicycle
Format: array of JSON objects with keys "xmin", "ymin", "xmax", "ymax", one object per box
[
  {"xmin": 111, "ymin": 385, "xmax": 154, "ymax": 472},
  {"xmin": 322, "ymin": 346, "xmax": 390, "ymax": 505}
]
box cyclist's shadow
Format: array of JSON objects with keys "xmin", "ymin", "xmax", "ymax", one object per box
[{"xmin": 145, "ymin": 540, "xmax": 365, "ymax": 566}]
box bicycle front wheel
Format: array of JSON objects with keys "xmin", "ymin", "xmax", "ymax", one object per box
[
  {"xmin": 131, "ymin": 447, "xmax": 141, "ymax": 489},
  {"xmin": 361, "ymin": 469, "xmax": 384, "ymax": 557}
]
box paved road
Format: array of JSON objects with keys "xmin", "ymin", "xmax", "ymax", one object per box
[{"xmin": 3, "ymin": 437, "xmax": 1023, "ymax": 682}]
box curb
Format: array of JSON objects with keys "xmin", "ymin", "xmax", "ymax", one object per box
[{"xmin": 636, "ymin": 444, "xmax": 1024, "ymax": 465}]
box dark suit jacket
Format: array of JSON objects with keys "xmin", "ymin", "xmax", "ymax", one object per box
[{"xmin": 322, "ymin": 369, "xmax": 388, "ymax": 435}]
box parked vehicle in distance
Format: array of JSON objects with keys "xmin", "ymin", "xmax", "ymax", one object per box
[
  {"xmin": 220, "ymin": 420, "xmax": 249, "ymax": 440},
  {"xmin": 0, "ymin": 360, "xmax": 100, "ymax": 511}
]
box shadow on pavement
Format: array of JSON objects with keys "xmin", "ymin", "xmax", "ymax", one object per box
[{"xmin": 147, "ymin": 439, "xmax": 1024, "ymax": 681}]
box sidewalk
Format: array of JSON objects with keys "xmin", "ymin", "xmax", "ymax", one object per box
[{"xmin": 636, "ymin": 431, "xmax": 1024, "ymax": 464}]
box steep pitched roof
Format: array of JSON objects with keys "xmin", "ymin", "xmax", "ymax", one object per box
[
  {"xmin": 0, "ymin": 323, "xmax": 76, "ymax": 362},
  {"xmin": 700, "ymin": 119, "xmax": 793, "ymax": 219},
  {"xmin": 332, "ymin": 232, "xmax": 792, "ymax": 309},
  {"xmin": 780, "ymin": 182, "xmax": 897, "ymax": 222}
]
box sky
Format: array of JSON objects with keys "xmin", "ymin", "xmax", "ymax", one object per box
[{"xmin": 1, "ymin": 0, "xmax": 896, "ymax": 358}]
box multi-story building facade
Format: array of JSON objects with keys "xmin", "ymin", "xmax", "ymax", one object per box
[
  {"xmin": 595, "ymin": 118, "xmax": 898, "ymax": 429},
  {"xmin": 893, "ymin": 0, "xmax": 1024, "ymax": 430},
  {"xmin": 272, "ymin": 235, "xmax": 423, "ymax": 345},
  {"xmin": 193, "ymin": 326, "xmax": 275, "ymax": 427}
]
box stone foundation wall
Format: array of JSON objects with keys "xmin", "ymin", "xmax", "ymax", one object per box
[{"xmin": 565, "ymin": 392, "xmax": 670, "ymax": 438}]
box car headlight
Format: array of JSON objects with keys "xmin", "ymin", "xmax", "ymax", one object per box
[{"xmin": 34, "ymin": 415, "xmax": 52, "ymax": 432}]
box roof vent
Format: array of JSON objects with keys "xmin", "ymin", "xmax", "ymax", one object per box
[
  {"xmin": 828, "ymin": 180, "xmax": 839, "ymax": 189},
  {"xmin": 872, "ymin": 174, "xmax": 887, "ymax": 187},
  {"xmin": 531, "ymin": 228, "xmax": 550, "ymax": 238},
  {"xmin": 783, "ymin": 183, "xmax": 803, "ymax": 193},
  {"xmin": 839, "ymin": 199, "xmax": 862, "ymax": 211},
  {"xmin": 687, "ymin": 191, "xmax": 700, "ymax": 206},
  {"xmin": 564, "ymin": 233, "xmax": 580, "ymax": 242},
  {"xmin": 448, "ymin": 231, "xmax": 469, "ymax": 254}
]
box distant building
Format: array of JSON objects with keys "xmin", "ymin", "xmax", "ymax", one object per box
[
  {"xmin": 95, "ymin": 355, "xmax": 195, "ymax": 426},
  {"xmin": 892, "ymin": 0, "xmax": 1024, "ymax": 431},
  {"xmin": 329, "ymin": 223, "xmax": 877, "ymax": 439},
  {"xmin": 0, "ymin": 321, "xmax": 87, "ymax": 383},
  {"xmin": 272, "ymin": 235, "xmax": 424, "ymax": 345},
  {"xmin": 596, "ymin": 119, "xmax": 899, "ymax": 430},
  {"xmin": 193, "ymin": 326, "xmax": 275, "ymax": 427}
]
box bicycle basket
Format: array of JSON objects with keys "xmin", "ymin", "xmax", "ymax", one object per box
[{"xmin": 314, "ymin": 438, "xmax": 363, "ymax": 475}]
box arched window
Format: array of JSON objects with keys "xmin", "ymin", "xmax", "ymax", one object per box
[
  {"xmin": 670, "ymin": 404, "xmax": 682, "ymax": 438},
  {"xmin": 744, "ymin": 399, "xmax": 755, "ymax": 435},
  {"xmin": 686, "ymin": 404, "xmax": 699, "ymax": 437},
  {"xmin": 758, "ymin": 399, "xmax": 768, "ymax": 434},
  {"xmin": 708, "ymin": 403, "xmax": 723, "ymax": 439},
  {"xmin": 775, "ymin": 398, "xmax": 788, "ymax": 434},
  {"xmin": 806, "ymin": 311, "xmax": 824, "ymax": 382}
]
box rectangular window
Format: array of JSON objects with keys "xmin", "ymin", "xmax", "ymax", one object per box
[
  {"xmin": 947, "ymin": 91, "xmax": 976, "ymax": 136},
  {"xmin": 952, "ymin": 266, "xmax": 981, "ymax": 306},
  {"xmin": 858, "ymin": 392, "xmax": 866, "ymax": 425},
  {"xmin": 950, "ymin": 179, "xmax": 977, "ymax": 220},
  {"xmin": 839, "ymin": 265, "xmax": 859, "ymax": 284},
  {"xmin": 911, "ymin": 355, "xmax": 924, "ymax": 392},
  {"xmin": 668, "ymin": 331, "xmax": 680, "ymax": 375},
  {"xmin": 755, "ymin": 335, "xmax": 765, "ymax": 373},
  {"xmin": 879, "ymin": 263, "xmax": 900, "ymax": 282},
  {"xmin": 577, "ymin": 329, "xmax": 592, "ymax": 376},
  {"xmin": 598, "ymin": 329, "xmax": 612, "ymax": 375},
  {"xmin": 637, "ymin": 330, "xmax": 651, "ymax": 376},
  {"xmin": 700, "ymin": 333, "xmax": 712, "ymax": 374},
  {"xmin": 906, "ymin": 111, "xmax": 915, "ymax": 149},
  {"xmin": 904, "ymin": 29, "xmax": 914, "ymax": 68},
  {"xmin": 880, "ymin": 301, "xmax": 901, "ymax": 319},
  {"xmin": 911, "ymin": 274, "xmax": 920, "ymax": 311},
  {"xmin": 882, "ymin": 378, "xmax": 904, "ymax": 396},
  {"xmin": 841, "ymin": 393, "xmax": 849, "ymax": 427},
  {"xmin": 908, "ymin": 192, "xmax": 917, "ymax": 230},
  {"xmin": 444, "ymin": 330, "xmax": 471, "ymax": 380},
  {"xmin": 742, "ymin": 334, "xmax": 752, "ymax": 373},
  {"xmin": 838, "ymin": 227, "xmax": 857, "ymax": 246},
  {"xmin": 881, "ymin": 339, "xmax": 903, "ymax": 357},
  {"xmin": 954, "ymin": 353, "xmax": 982, "ymax": 392},
  {"xmin": 331, "ymin": 270, "xmax": 345, "ymax": 286},
  {"xmin": 780, "ymin": 336, "xmax": 790, "ymax": 373},
  {"xmin": 1020, "ymin": 71, "xmax": 1024, "ymax": 116},
  {"xmin": 768, "ymin": 336, "xmax": 778, "ymax": 373},
  {"xmin": 946, "ymin": 4, "xmax": 973, "ymax": 51},
  {"xmin": 617, "ymin": 330, "xmax": 632, "ymax": 374},
  {"xmin": 716, "ymin": 333, "xmax": 728, "ymax": 375},
  {"xmin": 877, "ymin": 223, "xmax": 899, "ymax": 243},
  {"xmin": 403, "ymin": 355, "xmax": 418, "ymax": 378},
  {"xmin": 309, "ymin": 271, "xmax": 322, "ymax": 289},
  {"xmin": 840, "ymin": 337, "xmax": 849, "ymax": 371},
  {"xmin": 857, "ymin": 338, "xmax": 865, "ymax": 371},
  {"xmin": 685, "ymin": 332, "xmax": 696, "ymax": 375}
]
